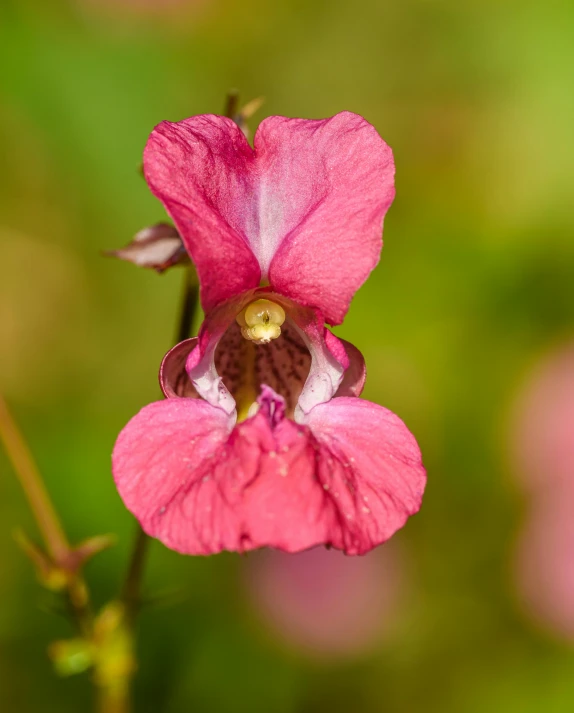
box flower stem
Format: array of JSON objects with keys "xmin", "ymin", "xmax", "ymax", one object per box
[
  {"xmin": 0, "ymin": 395, "xmax": 69, "ymax": 562},
  {"xmin": 121, "ymin": 525, "xmax": 149, "ymax": 627},
  {"xmin": 175, "ymin": 265, "xmax": 200, "ymax": 344},
  {"xmin": 0, "ymin": 395, "xmax": 94, "ymax": 637},
  {"xmin": 224, "ymin": 89, "xmax": 240, "ymax": 121},
  {"xmin": 96, "ymin": 682, "xmax": 130, "ymax": 713},
  {"xmin": 121, "ymin": 266, "xmax": 199, "ymax": 623}
]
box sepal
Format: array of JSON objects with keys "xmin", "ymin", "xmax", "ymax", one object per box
[{"xmin": 105, "ymin": 223, "xmax": 190, "ymax": 273}]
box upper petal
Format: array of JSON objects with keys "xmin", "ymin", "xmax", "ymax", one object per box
[
  {"xmin": 143, "ymin": 115, "xmax": 261, "ymax": 313},
  {"xmin": 263, "ymin": 112, "xmax": 395, "ymax": 324},
  {"xmin": 144, "ymin": 112, "xmax": 394, "ymax": 320}
]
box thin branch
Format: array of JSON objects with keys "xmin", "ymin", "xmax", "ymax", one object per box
[
  {"xmin": 121, "ymin": 266, "xmax": 199, "ymax": 622},
  {"xmin": 96, "ymin": 683, "xmax": 130, "ymax": 713},
  {"xmin": 121, "ymin": 525, "xmax": 150, "ymax": 626},
  {"xmin": 224, "ymin": 89, "xmax": 240, "ymax": 120},
  {"xmin": 175, "ymin": 267, "xmax": 199, "ymax": 344},
  {"xmin": 0, "ymin": 395, "xmax": 69, "ymax": 562},
  {"xmin": 0, "ymin": 395, "xmax": 94, "ymax": 636}
]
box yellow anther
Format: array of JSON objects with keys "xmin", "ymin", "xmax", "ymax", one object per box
[
  {"xmin": 244, "ymin": 299, "xmax": 285, "ymax": 328},
  {"xmin": 249, "ymin": 322, "xmax": 282, "ymax": 342},
  {"xmin": 236, "ymin": 299, "xmax": 286, "ymax": 345}
]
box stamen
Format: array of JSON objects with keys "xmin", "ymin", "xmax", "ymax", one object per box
[{"xmin": 236, "ymin": 299, "xmax": 286, "ymax": 345}]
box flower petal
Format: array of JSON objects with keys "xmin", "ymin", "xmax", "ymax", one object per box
[
  {"xmin": 112, "ymin": 392, "xmax": 308, "ymax": 555},
  {"xmin": 113, "ymin": 389, "xmax": 424, "ymax": 555},
  {"xmin": 112, "ymin": 390, "xmax": 332, "ymax": 555},
  {"xmin": 143, "ymin": 116, "xmax": 261, "ymax": 312},
  {"xmin": 263, "ymin": 112, "xmax": 395, "ymax": 324},
  {"xmin": 288, "ymin": 305, "xmax": 345, "ymax": 419},
  {"xmin": 112, "ymin": 398, "xmax": 237, "ymax": 554},
  {"xmin": 240, "ymin": 397, "xmax": 424, "ymax": 555},
  {"xmin": 304, "ymin": 397, "xmax": 426, "ymax": 554},
  {"xmin": 144, "ymin": 113, "xmax": 394, "ymax": 320},
  {"xmin": 332, "ymin": 337, "xmax": 367, "ymax": 397},
  {"xmin": 159, "ymin": 338, "xmax": 199, "ymax": 398}
]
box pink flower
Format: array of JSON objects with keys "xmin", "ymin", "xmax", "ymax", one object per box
[{"xmin": 112, "ymin": 112, "xmax": 426, "ymax": 555}]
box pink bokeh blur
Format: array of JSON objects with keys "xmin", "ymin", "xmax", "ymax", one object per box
[
  {"xmin": 510, "ymin": 342, "xmax": 574, "ymax": 493},
  {"xmin": 514, "ymin": 497, "xmax": 574, "ymax": 639},
  {"xmin": 510, "ymin": 342, "xmax": 574, "ymax": 641},
  {"xmin": 243, "ymin": 544, "xmax": 406, "ymax": 659}
]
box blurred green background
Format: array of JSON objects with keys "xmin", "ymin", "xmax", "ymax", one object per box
[{"xmin": 1, "ymin": 0, "xmax": 574, "ymax": 711}]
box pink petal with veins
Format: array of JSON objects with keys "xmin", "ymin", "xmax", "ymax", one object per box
[
  {"xmin": 303, "ymin": 397, "xmax": 426, "ymax": 554},
  {"xmin": 262, "ymin": 112, "xmax": 395, "ymax": 324},
  {"xmin": 144, "ymin": 116, "xmax": 261, "ymax": 312},
  {"xmin": 112, "ymin": 388, "xmax": 425, "ymax": 555},
  {"xmin": 144, "ymin": 112, "xmax": 394, "ymax": 321}
]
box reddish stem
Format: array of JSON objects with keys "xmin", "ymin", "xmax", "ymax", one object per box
[{"xmin": 0, "ymin": 394, "xmax": 69, "ymax": 563}]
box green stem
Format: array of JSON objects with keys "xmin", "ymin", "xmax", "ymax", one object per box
[
  {"xmin": 117, "ymin": 268, "xmax": 198, "ymax": 713},
  {"xmin": 121, "ymin": 525, "xmax": 150, "ymax": 627},
  {"xmin": 0, "ymin": 395, "xmax": 94, "ymax": 637},
  {"xmin": 224, "ymin": 89, "xmax": 240, "ymax": 120},
  {"xmin": 175, "ymin": 266, "xmax": 199, "ymax": 344},
  {"xmin": 0, "ymin": 395, "xmax": 69, "ymax": 562},
  {"xmin": 96, "ymin": 682, "xmax": 130, "ymax": 713},
  {"xmin": 121, "ymin": 266, "xmax": 199, "ymax": 623}
]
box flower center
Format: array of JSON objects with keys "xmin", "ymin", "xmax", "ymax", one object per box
[
  {"xmin": 214, "ymin": 301, "xmax": 311, "ymax": 423},
  {"xmin": 236, "ymin": 299, "xmax": 286, "ymax": 345}
]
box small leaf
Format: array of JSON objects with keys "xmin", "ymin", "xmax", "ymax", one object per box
[
  {"xmin": 14, "ymin": 529, "xmax": 68, "ymax": 591},
  {"xmin": 68, "ymin": 533, "xmax": 117, "ymax": 571},
  {"xmin": 49, "ymin": 638, "xmax": 94, "ymax": 676},
  {"xmin": 239, "ymin": 96, "xmax": 265, "ymax": 121},
  {"xmin": 234, "ymin": 97, "xmax": 265, "ymax": 139},
  {"xmin": 104, "ymin": 223, "xmax": 190, "ymax": 273}
]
